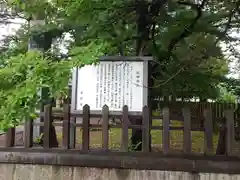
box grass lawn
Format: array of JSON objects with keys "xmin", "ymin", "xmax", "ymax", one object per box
[{"xmin": 56, "ymin": 119, "xmax": 221, "ymax": 153}]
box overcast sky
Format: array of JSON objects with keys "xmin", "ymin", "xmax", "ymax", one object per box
[{"xmin": 0, "ymin": 18, "xmax": 239, "ymax": 79}]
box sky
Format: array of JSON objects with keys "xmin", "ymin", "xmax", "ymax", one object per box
[
  {"xmin": 0, "ymin": 18, "xmax": 239, "ymax": 79},
  {"xmin": 220, "ymin": 31, "xmax": 240, "ymax": 79},
  {"xmin": 0, "ymin": 18, "xmax": 24, "ymax": 42}
]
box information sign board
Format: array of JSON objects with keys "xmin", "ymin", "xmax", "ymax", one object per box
[{"xmin": 76, "ymin": 61, "xmax": 145, "ymax": 112}]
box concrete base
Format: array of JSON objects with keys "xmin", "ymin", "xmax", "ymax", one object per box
[{"xmin": 0, "ymin": 164, "xmax": 238, "ymax": 180}]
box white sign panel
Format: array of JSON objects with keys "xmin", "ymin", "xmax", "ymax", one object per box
[{"xmin": 76, "ymin": 61, "xmax": 144, "ymax": 112}]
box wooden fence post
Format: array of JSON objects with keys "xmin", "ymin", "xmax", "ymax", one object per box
[
  {"xmin": 43, "ymin": 104, "xmax": 52, "ymax": 148},
  {"xmin": 63, "ymin": 104, "xmax": 71, "ymax": 149},
  {"xmin": 183, "ymin": 107, "xmax": 191, "ymax": 153},
  {"xmin": 82, "ymin": 104, "xmax": 90, "ymax": 151},
  {"xmin": 121, "ymin": 105, "xmax": 129, "ymax": 152},
  {"xmin": 162, "ymin": 107, "xmax": 170, "ymax": 154},
  {"xmin": 204, "ymin": 109, "xmax": 213, "ymax": 155},
  {"xmin": 225, "ymin": 109, "xmax": 235, "ymax": 156},
  {"xmin": 142, "ymin": 106, "xmax": 150, "ymax": 152},
  {"xmin": 102, "ymin": 105, "xmax": 109, "ymax": 151},
  {"xmin": 5, "ymin": 127, "xmax": 15, "ymax": 147},
  {"xmin": 24, "ymin": 116, "xmax": 33, "ymax": 148}
]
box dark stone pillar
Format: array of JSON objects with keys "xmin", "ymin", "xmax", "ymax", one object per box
[
  {"xmin": 216, "ymin": 119, "xmax": 226, "ymax": 155},
  {"xmin": 29, "ymin": 26, "xmax": 58, "ymax": 147}
]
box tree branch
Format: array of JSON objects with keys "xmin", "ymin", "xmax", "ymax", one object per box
[
  {"xmin": 151, "ymin": 0, "xmax": 207, "ymax": 79},
  {"xmin": 135, "ymin": 0, "xmax": 168, "ymax": 56},
  {"xmin": 166, "ymin": 0, "xmax": 208, "ymax": 58},
  {"xmin": 215, "ymin": 0, "xmax": 240, "ymax": 44},
  {"xmin": 150, "ymin": 0, "xmax": 168, "ymax": 58}
]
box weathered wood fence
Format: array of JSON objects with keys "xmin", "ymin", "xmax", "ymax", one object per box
[
  {"xmin": 3, "ymin": 103, "xmax": 238, "ymax": 156},
  {"xmin": 158, "ymin": 101, "xmax": 239, "ymax": 119}
]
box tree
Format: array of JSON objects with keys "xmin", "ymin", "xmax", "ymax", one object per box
[
  {"xmin": 151, "ymin": 33, "xmax": 229, "ymax": 101},
  {"xmin": 0, "ymin": 0, "xmax": 240, "ymax": 151},
  {"xmin": 224, "ymin": 78, "xmax": 240, "ymax": 97},
  {"xmin": 216, "ymin": 83, "xmax": 237, "ymax": 103}
]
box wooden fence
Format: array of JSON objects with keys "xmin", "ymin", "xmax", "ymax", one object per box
[
  {"xmin": 3, "ymin": 103, "xmax": 238, "ymax": 156},
  {"xmin": 158, "ymin": 101, "xmax": 239, "ymax": 118}
]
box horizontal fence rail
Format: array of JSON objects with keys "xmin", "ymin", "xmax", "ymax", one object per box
[
  {"xmin": 158, "ymin": 101, "xmax": 240, "ymax": 119},
  {"xmin": 2, "ymin": 103, "xmax": 239, "ymax": 157}
]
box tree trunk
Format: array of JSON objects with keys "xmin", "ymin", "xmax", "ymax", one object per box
[
  {"xmin": 131, "ymin": 0, "xmax": 167, "ymax": 151},
  {"xmin": 39, "ymin": 124, "xmax": 59, "ymax": 147},
  {"xmin": 130, "ymin": 0, "xmax": 149, "ymax": 151}
]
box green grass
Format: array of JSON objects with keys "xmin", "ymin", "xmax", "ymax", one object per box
[{"xmin": 56, "ymin": 119, "xmax": 222, "ymax": 153}]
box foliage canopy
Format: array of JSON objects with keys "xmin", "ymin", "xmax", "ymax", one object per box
[{"xmin": 0, "ymin": 0, "xmax": 239, "ymax": 129}]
